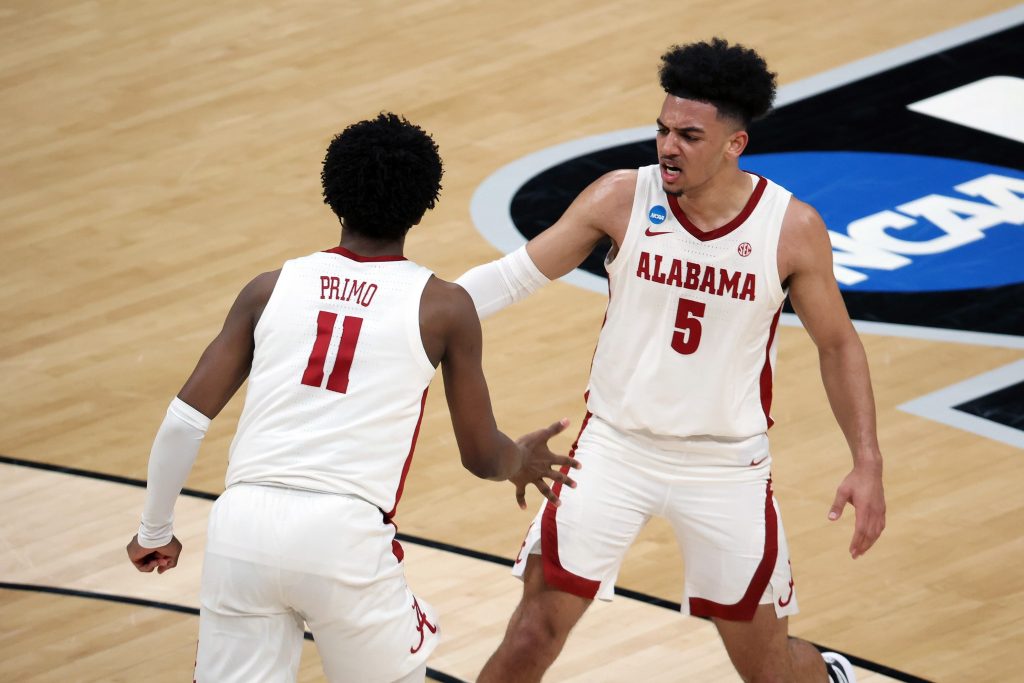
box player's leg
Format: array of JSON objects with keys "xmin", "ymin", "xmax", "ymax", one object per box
[
  {"xmin": 195, "ymin": 551, "xmax": 305, "ymax": 683},
  {"xmin": 477, "ymin": 554, "xmax": 592, "ymax": 683},
  {"xmin": 712, "ymin": 606, "xmax": 827, "ymax": 682},
  {"xmin": 668, "ymin": 439, "xmax": 832, "ymax": 682},
  {"xmin": 300, "ymin": 572, "xmax": 441, "ymax": 683},
  {"xmin": 480, "ymin": 414, "xmax": 658, "ymax": 683},
  {"xmin": 196, "ymin": 486, "xmax": 306, "ymax": 682},
  {"xmin": 284, "ymin": 489, "xmax": 441, "ymax": 683}
]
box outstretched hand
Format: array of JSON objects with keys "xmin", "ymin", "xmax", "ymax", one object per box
[
  {"xmin": 510, "ymin": 418, "xmax": 581, "ymax": 510},
  {"xmin": 126, "ymin": 534, "xmax": 183, "ymax": 574},
  {"xmin": 828, "ymin": 463, "xmax": 886, "ymax": 559}
]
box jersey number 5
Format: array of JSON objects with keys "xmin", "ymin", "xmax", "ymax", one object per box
[
  {"xmin": 671, "ymin": 297, "xmax": 705, "ymax": 355},
  {"xmin": 301, "ymin": 310, "xmax": 364, "ymax": 393}
]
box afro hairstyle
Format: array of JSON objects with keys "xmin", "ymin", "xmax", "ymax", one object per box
[
  {"xmin": 321, "ymin": 112, "xmax": 443, "ymax": 240},
  {"xmin": 659, "ymin": 38, "xmax": 777, "ymax": 127}
]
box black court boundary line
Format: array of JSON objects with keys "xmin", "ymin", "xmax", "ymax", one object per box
[
  {"xmin": 0, "ymin": 453, "xmax": 218, "ymax": 501},
  {"xmin": 2, "ymin": 454, "xmax": 933, "ymax": 683},
  {"xmin": 0, "ymin": 581, "xmax": 465, "ymax": 683}
]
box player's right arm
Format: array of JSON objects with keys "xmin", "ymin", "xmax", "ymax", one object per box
[
  {"xmin": 420, "ymin": 277, "xmax": 579, "ymax": 504},
  {"xmin": 779, "ymin": 200, "xmax": 886, "ymax": 559},
  {"xmin": 455, "ymin": 169, "xmax": 636, "ymax": 318},
  {"xmin": 126, "ymin": 270, "xmax": 279, "ymax": 573}
]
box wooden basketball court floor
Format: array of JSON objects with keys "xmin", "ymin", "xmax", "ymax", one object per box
[{"xmin": 1, "ymin": 2, "xmax": 1022, "ymax": 681}]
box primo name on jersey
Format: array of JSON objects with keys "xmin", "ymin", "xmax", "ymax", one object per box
[{"xmin": 319, "ymin": 275, "xmax": 379, "ymax": 308}]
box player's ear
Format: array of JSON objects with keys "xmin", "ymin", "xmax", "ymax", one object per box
[{"xmin": 726, "ymin": 129, "xmax": 749, "ymax": 159}]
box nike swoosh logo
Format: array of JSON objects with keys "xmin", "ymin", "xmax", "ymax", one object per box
[
  {"xmin": 645, "ymin": 227, "xmax": 672, "ymax": 236},
  {"xmin": 749, "ymin": 456, "xmax": 769, "ymax": 467}
]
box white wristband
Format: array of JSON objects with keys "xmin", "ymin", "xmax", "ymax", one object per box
[
  {"xmin": 455, "ymin": 246, "xmax": 550, "ymax": 319},
  {"xmin": 136, "ymin": 397, "xmax": 210, "ymax": 548}
]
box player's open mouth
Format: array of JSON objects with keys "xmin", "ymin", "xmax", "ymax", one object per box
[{"xmin": 661, "ymin": 163, "xmax": 681, "ymax": 182}]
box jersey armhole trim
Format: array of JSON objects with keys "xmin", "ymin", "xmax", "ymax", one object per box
[
  {"xmin": 408, "ymin": 269, "xmax": 438, "ymax": 377},
  {"xmin": 763, "ymin": 189, "xmax": 791, "ymax": 307},
  {"xmin": 253, "ymin": 261, "xmax": 290, "ymax": 339}
]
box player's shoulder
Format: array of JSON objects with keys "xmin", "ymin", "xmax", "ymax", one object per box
[
  {"xmin": 779, "ymin": 196, "xmax": 833, "ymax": 277},
  {"xmin": 420, "ymin": 275, "xmax": 480, "ymax": 355},
  {"xmin": 596, "ymin": 168, "xmax": 639, "ymax": 185},
  {"xmin": 237, "ymin": 268, "xmax": 281, "ymax": 315},
  {"xmin": 423, "ymin": 274, "xmax": 476, "ymax": 319},
  {"xmin": 575, "ymin": 169, "xmax": 639, "ymax": 230},
  {"xmin": 588, "ymin": 168, "xmax": 639, "ymax": 200},
  {"xmin": 242, "ymin": 269, "xmax": 282, "ymax": 299},
  {"xmin": 782, "ymin": 195, "xmax": 824, "ymax": 229}
]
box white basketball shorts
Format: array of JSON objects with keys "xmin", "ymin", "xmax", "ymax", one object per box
[
  {"xmin": 512, "ymin": 412, "xmax": 798, "ymax": 620},
  {"xmin": 195, "ymin": 484, "xmax": 439, "ymax": 682}
]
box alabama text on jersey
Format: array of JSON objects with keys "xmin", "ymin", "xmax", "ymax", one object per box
[{"xmin": 586, "ymin": 165, "xmax": 791, "ymax": 439}]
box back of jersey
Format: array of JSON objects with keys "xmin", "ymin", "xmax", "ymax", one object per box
[{"xmin": 226, "ymin": 246, "xmax": 435, "ymax": 517}]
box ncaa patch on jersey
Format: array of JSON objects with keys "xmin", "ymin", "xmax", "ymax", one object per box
[{"xmin": 469, "ymin": 11, "xmax": 1024, "ymax": 339}]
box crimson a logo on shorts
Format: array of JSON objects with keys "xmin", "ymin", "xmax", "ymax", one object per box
[
  {"xmin": 778, "ymin": 560, "xmax": 795, "ymax": 608},
  {"xmin": 410, "ymin": 596, "xmax": 437, "ymax": 654}
]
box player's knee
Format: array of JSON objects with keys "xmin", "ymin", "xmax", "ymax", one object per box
[{"xmin": 504, "ymin": 603, "xmax": 567, "ymax": 660}]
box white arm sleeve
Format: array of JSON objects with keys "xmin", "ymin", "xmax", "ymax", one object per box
[
  {"xmin": 454, "ymin": 246, "xmax": 551, "ymax": 319},
  {"xmin": 136, "ymin": 397, "xmax": 211, "ymax": 548}
]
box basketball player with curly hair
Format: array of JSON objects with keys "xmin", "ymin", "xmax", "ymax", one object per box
[
  {"xmin": 126, "ymin": 113, "xmax": 579, "ymax": 683},
  {"xmin": 458, "ymin": 39, "xmax": 885, "ymax": 683}
]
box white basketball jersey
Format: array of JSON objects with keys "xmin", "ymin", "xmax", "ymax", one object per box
[
  {"xmin": 586, "ymin": 165, "xmax": 791, "ymax": 439},
  {"xmin": 226, "ymin": 246, "xmax": 435, "ymax": 517}
]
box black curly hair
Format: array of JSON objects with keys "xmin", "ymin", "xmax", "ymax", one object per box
[
  {"xmin": 321, "ymin": 112, "xmax": 443, "ymax": 240},
  {"xmin": 659, "ymin": 38, "xmax": 777, "ymax": 127}
]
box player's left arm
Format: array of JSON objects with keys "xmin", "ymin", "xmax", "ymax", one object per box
[
  {"xmin": 126, "ymin": 271, "xmax": 279, "ymax": 573},
  {"xmin": 781, "ymin": 200, "xmax": 886, "ymax": 559},
  {"xmin": 429, "ymin": 277, "xmax": 579, "ymax": 503},
  {"xmin": 176, "ymin": 269, "xmax": 279, "ymax": 416}
]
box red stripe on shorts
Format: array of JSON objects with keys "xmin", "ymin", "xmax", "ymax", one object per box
[
  {"xmin": 688, "ymin": 478, "xmax": 778, "ymax": 621},
  {"xmin": 540, "ymin": 410, "xmax": 601, "ymax": 599}
]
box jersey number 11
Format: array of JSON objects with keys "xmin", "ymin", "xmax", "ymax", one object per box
[{"xmin": 301, "ymin": 310, "xmax": 364, "ymax": 393}]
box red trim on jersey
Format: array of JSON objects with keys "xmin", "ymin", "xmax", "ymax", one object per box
[
  {"xmin": 760, "ymin": 306, "xmax": 783, "ymax": 430},
  {"xmin": 324, "ymin": 245, "xmax": 407, "ymax": 262},
  {"xmin": 689, "ymin": 479, "xmax": 778, "ymax": 620},
  {"xmin": 540, "ymin": 411, "xmax": 602, "ymax": 599},
  {"xmin": 586, "ymin": 274, "xmax": 613, "ymax": 381},
  {"xmin": 666, "ymin": 174, "xmax": 767, "ymax": 242},
  {"xmin": 384, "ymin": 388, "xmax": 429, "ymax": 521}
]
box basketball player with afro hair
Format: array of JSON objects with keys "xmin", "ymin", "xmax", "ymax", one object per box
[{"xmin": 127, "ymin": 112, "xmax": 579, "ymax": 682}]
